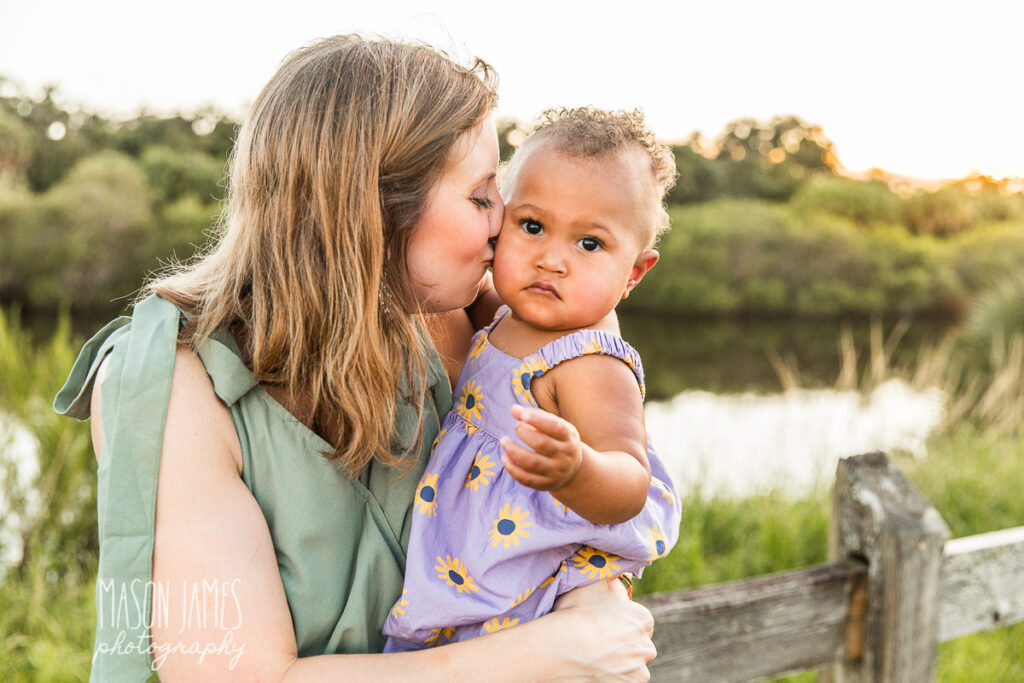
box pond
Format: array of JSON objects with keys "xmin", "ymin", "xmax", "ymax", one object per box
[{"xmin": 620, "ymin": 313, "xmax": 956, "ymax": 497}]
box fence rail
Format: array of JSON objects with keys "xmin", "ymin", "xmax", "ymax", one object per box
[{"xmin": 637, "ymin": 452, "xmax": 1024, "ymax": 682}]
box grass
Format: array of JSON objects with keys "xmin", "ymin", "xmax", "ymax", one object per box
[
  {"xmin": 1, "ymin": 306, "xmax": 1022, "ymax": 681},
  {"xmin": 0, "ymin": 306, "xmax": 98, "ymax": 682}
]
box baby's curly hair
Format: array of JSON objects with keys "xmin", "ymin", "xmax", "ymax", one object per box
[{"xmin": 520, "ymin": 106, "xmax": 678, "ymax": 244}]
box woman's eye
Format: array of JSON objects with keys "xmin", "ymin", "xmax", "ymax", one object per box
[
  {"xmin": 471, "ymin": 196, "xmax": 495, "ymax": 210},
  {"xmin": 577, "ymin": 236, "xmax": 603, "ymax": 252},
  {"xmin": 522, "ymin": 219, "xmax": 543, "ymax": 235}
]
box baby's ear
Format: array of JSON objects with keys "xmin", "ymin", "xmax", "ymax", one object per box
[{"xmin": 621, "ymin": 249, "xmax": 659, "ymax": 299}]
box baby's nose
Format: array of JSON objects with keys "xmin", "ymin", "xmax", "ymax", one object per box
[{"xmin": 536, "ymin": 249, "xmax": 568, "ymax": 274}]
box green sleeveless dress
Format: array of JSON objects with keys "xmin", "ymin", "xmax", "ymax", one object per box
[{"xmin": 53, "ymin": 293, "xmax": 452, "ymax": 682}]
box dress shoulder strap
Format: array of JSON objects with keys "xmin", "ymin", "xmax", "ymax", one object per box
[
  {"xmin": 507, "ymin": 325, "xmax": 647, "ymax": 406},
  {"xmin": 536, "ymin": 328, "xmax": 646, "ymax": 400}
]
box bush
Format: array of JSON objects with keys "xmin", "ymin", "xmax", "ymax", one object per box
[
  {"xmin": 792, "ymin": 176, "xmax": 903, "ymax": 226},
  {"xmin": 6, "ymin": 152, "xmax": 156, "ymax": 308},
  {"xmin": 951, "ymin": 222, "xmax": 1024, "ymax": 295},
  {"xmin": 140, "ymin": 145, "xmax": 225, "ymax": 203},
  {"xmin": 630, "ymin": 200, "xmax": 963, "ymax": 316},
  {"xmin": 905, "ymin": 187, "xmax": 972, "ymax": 237},
  {"xmin": 963, "ymin": 275, "xmax": 1024, "ymax": 352}
]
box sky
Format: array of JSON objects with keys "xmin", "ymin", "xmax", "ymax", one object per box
[{"xmin": 2, "ymin": 0, "xmax": 1022, "ymax": 181}]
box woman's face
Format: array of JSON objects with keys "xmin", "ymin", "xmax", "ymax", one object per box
[{"xmin": 407, "ymin": 117, "xmax": 503, "ymax": 313}]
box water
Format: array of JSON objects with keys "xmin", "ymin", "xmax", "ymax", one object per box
[
  {"xmin": 622, "ymin": 313, "xmax": 954, "ymax": 496},
  {"xmin": 0, "ymin": 413, "xmax": 40, "ymax": 573},
  {"xmin": 645, "ymin": 379, "xmax": 946, "ymax": 497},
  {"xmin": 619, "ymin": 312, "xmax": 955, "ymax": 398}
]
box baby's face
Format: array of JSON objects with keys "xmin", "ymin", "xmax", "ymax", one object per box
[{"xmin": 493, "ymin": 142, "xmax": 658, "ymax": 332}]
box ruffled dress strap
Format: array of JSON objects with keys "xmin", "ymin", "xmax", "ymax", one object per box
[{"xmin": 506, "ymin": 318, "xmax": 647, "ymax": 407}]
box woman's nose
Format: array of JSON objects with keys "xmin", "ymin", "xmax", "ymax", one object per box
[{"xmin": 488, "ymin": 195, "xmax": 504, "ymax": 238}]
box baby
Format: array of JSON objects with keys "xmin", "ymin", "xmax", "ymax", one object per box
[{"xmin": 383, "ymin": 107, "xmax": 681, "ymax": 651}]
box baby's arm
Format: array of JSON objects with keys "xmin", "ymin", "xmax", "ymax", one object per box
[{"xmin": 499, "ymin": 355, "xmax": 650, "ymax": 524}]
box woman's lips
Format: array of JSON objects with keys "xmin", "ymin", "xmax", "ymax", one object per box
[{"xmin": 525, "ymin": 282, "xmax": 561, "ymax": 299}]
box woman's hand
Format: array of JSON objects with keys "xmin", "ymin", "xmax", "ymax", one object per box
[{"xmin": 549, "ymin": 579, "xmax": 657, "ymax": 681}]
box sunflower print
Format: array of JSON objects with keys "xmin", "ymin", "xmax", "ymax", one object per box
[
  {"xmin": 424, "ymin": 626, "xmax": 456, "ymax": 647},
  {"xmin": 391, "ymin": 589, "xmax": 409, "ymax": 619},
  {"xmin": 572, "ymin": 546, "xmax": 622, "ymax": 581},
  {"xmin": 510, "ymin": 586, "xmax": 536, "ymax": 609},
  {"xmin": 435, "ymin": 555, "xmax": 479, "ymax": 594},
  {"xmin": 468, "ymin": 332, "xmax": 489, "ymax": 363},
  {"xmin": 414, "ymin": 473, "xmax": 439, "ymax": 518},
  {"xmin": 456, "ymin": 380, "xmax": 485, "ymax": 422},
  {"xmin": 483, "ymin": 617, "xmax": 520, "ymax": 633},
  {"xmin": 646, "ymin": 525, "xmax": 668, "ymax": 561},
  {"xmin": 488, "ymin": 504, "xmax": 534, "ymax": 549},
  {"xmin": 429, "ymin": 428, "xmax": 447, "ymax": 456},
  {"xmin": 652, "ymin": 476, "xmax": 675, "ymax": 505},
  {"xmin": 465, "ymin": 451, "xmax": 497, "ymax": 491},
  {"xmin": 511, "ymin": 356, "xmax": 549, "ymax": 407},
  {"xmin": 539, "ymin": 561, "xmax": 568, "ymax": 589},
  {"xmin": 464, "ymin": 421, "xmax": 480, "ymax": 437},
  {"xmin": 549, "ymin": 492, "xmax": 569, "ymax": 514},
  {"xmin": 582, "ymin": 336, "xmax": 604, "ymax": 355}
]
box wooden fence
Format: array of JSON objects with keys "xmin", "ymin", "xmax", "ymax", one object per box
[{"xmin": 637, "ymin": 452, "xmax": 1024, "ymax": 682}]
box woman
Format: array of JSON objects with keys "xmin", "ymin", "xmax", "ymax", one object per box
[{"xmin": 54, "ymin": 35, "xmax": 656, "ymax": 680}]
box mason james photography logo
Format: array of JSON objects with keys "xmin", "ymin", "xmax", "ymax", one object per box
[{"xmin": 95, "ymin": 578, "xmax": 245, "ymax": 670}]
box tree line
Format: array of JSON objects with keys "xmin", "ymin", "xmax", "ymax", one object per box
[{"xmin": 2, "ymin": 81, "xmax": 1022, "ymax": 316}]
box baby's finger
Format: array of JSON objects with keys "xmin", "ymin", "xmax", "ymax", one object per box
[
  {"xmin": 514, "ymin": 422, "xmax": 567, "ymax": 457},
  {"xmin": 500, "ymin": 437, "xmax": 556, "ymax": 477},
  {"xmin": 510, "ymin": 405, "xmax": 574, "ymax": 441},
  {"xmin": 500, "ymin": 450, "xmax": 553, "ymax": 490}
]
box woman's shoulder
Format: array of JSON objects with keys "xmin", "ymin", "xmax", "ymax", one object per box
[{"xmin": 91, "ymin": 344, "xmax": 243, "ymax": 475}]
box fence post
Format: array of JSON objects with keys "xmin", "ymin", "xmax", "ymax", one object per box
[{"xmin": 823, "ymin": 452, "xmax": 950, "ymax": 682}]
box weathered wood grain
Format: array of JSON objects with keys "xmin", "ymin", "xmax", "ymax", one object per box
[
  {"xmin": 939, "ymin": 525, "xmax": 1024, "ymax": 641},
  {"xmin": 639, "ymin": 561, "xmax": 866, "ymax": 682},
  {"xmin": 824, "ymin": 452, "xmax": 950, "ymax": 683}
]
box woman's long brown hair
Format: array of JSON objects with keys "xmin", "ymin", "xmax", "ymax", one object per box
[{"xmin": 145, "ymin": 35, "xmax": 497, "ymax": 477}]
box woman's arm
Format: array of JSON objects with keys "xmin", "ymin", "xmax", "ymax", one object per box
[
  {"xmin": 500, "ymin": 354, "xmax": 651, "ymax": 525},
  {"xmin": 92, "ymin": 348, "xmax": 655, "ymax": 681},
  {"xmin": 285, "ymin": 580, "xmax": 655, "ymax": 682}
]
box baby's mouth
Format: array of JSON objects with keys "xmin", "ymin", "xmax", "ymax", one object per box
[{"xmin": 526, "ymin": 282, "xmax": 561, "ymax": 300}]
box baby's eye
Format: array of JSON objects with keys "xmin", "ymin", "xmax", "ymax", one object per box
[
  {"xmin": 577, "ymin": 236, "xmax": 603, "ymax": 252},
  {"xmin": 521, "ymin": 219, "xmax": 543, "ymax": 235}
]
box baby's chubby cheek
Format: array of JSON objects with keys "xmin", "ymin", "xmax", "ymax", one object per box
[{"xmin": 489, "ymin": 233, "xmax": 522, "ymax": 301}]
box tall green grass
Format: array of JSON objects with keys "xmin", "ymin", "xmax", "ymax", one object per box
[{"xmin": 0, "ymin": 307, "xmax": 97, "ymax": 682}]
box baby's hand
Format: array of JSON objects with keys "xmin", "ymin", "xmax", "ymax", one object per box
[{"xmin": 499, "ymin": 405, "xmax": 583, "ymax": 491}]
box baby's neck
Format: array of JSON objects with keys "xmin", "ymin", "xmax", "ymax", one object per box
[{"xmin": 487, "ymin": 308, "xmax": 610, "ymax": 359}]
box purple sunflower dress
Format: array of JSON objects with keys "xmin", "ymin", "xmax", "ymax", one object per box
[{"xmin": 382, "ymin": 307, "xmax": 681, "ymax": 652}]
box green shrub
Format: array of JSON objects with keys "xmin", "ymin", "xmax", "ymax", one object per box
[
  {"xmin": 140, "ymin": 145, "xmax": 225, "ymax": 203},
  {"xmin": 792, "ymin": 176, "xmax": 903, "ymax": 226},
  {"xmin": 3, "ymin": 152, "xmax": 158, "ymax": 308},
  {"xmin": 950, "ymin": 222, "xmax": 1024, "ymax": 294},
  {"xmin": 969, "ymin": 192, "xmax": 1024, "ymax": 224},
  {"xmin": 965, "ymin": 275, "xmax": 1024, "ymax": 346},
  {"xmin": 631, "ymin": 200, "xmax": 964, "ymax": 316},
  {"xmin": 905, "ymin": 187, "xmax": 972, "ymax": 237}
]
